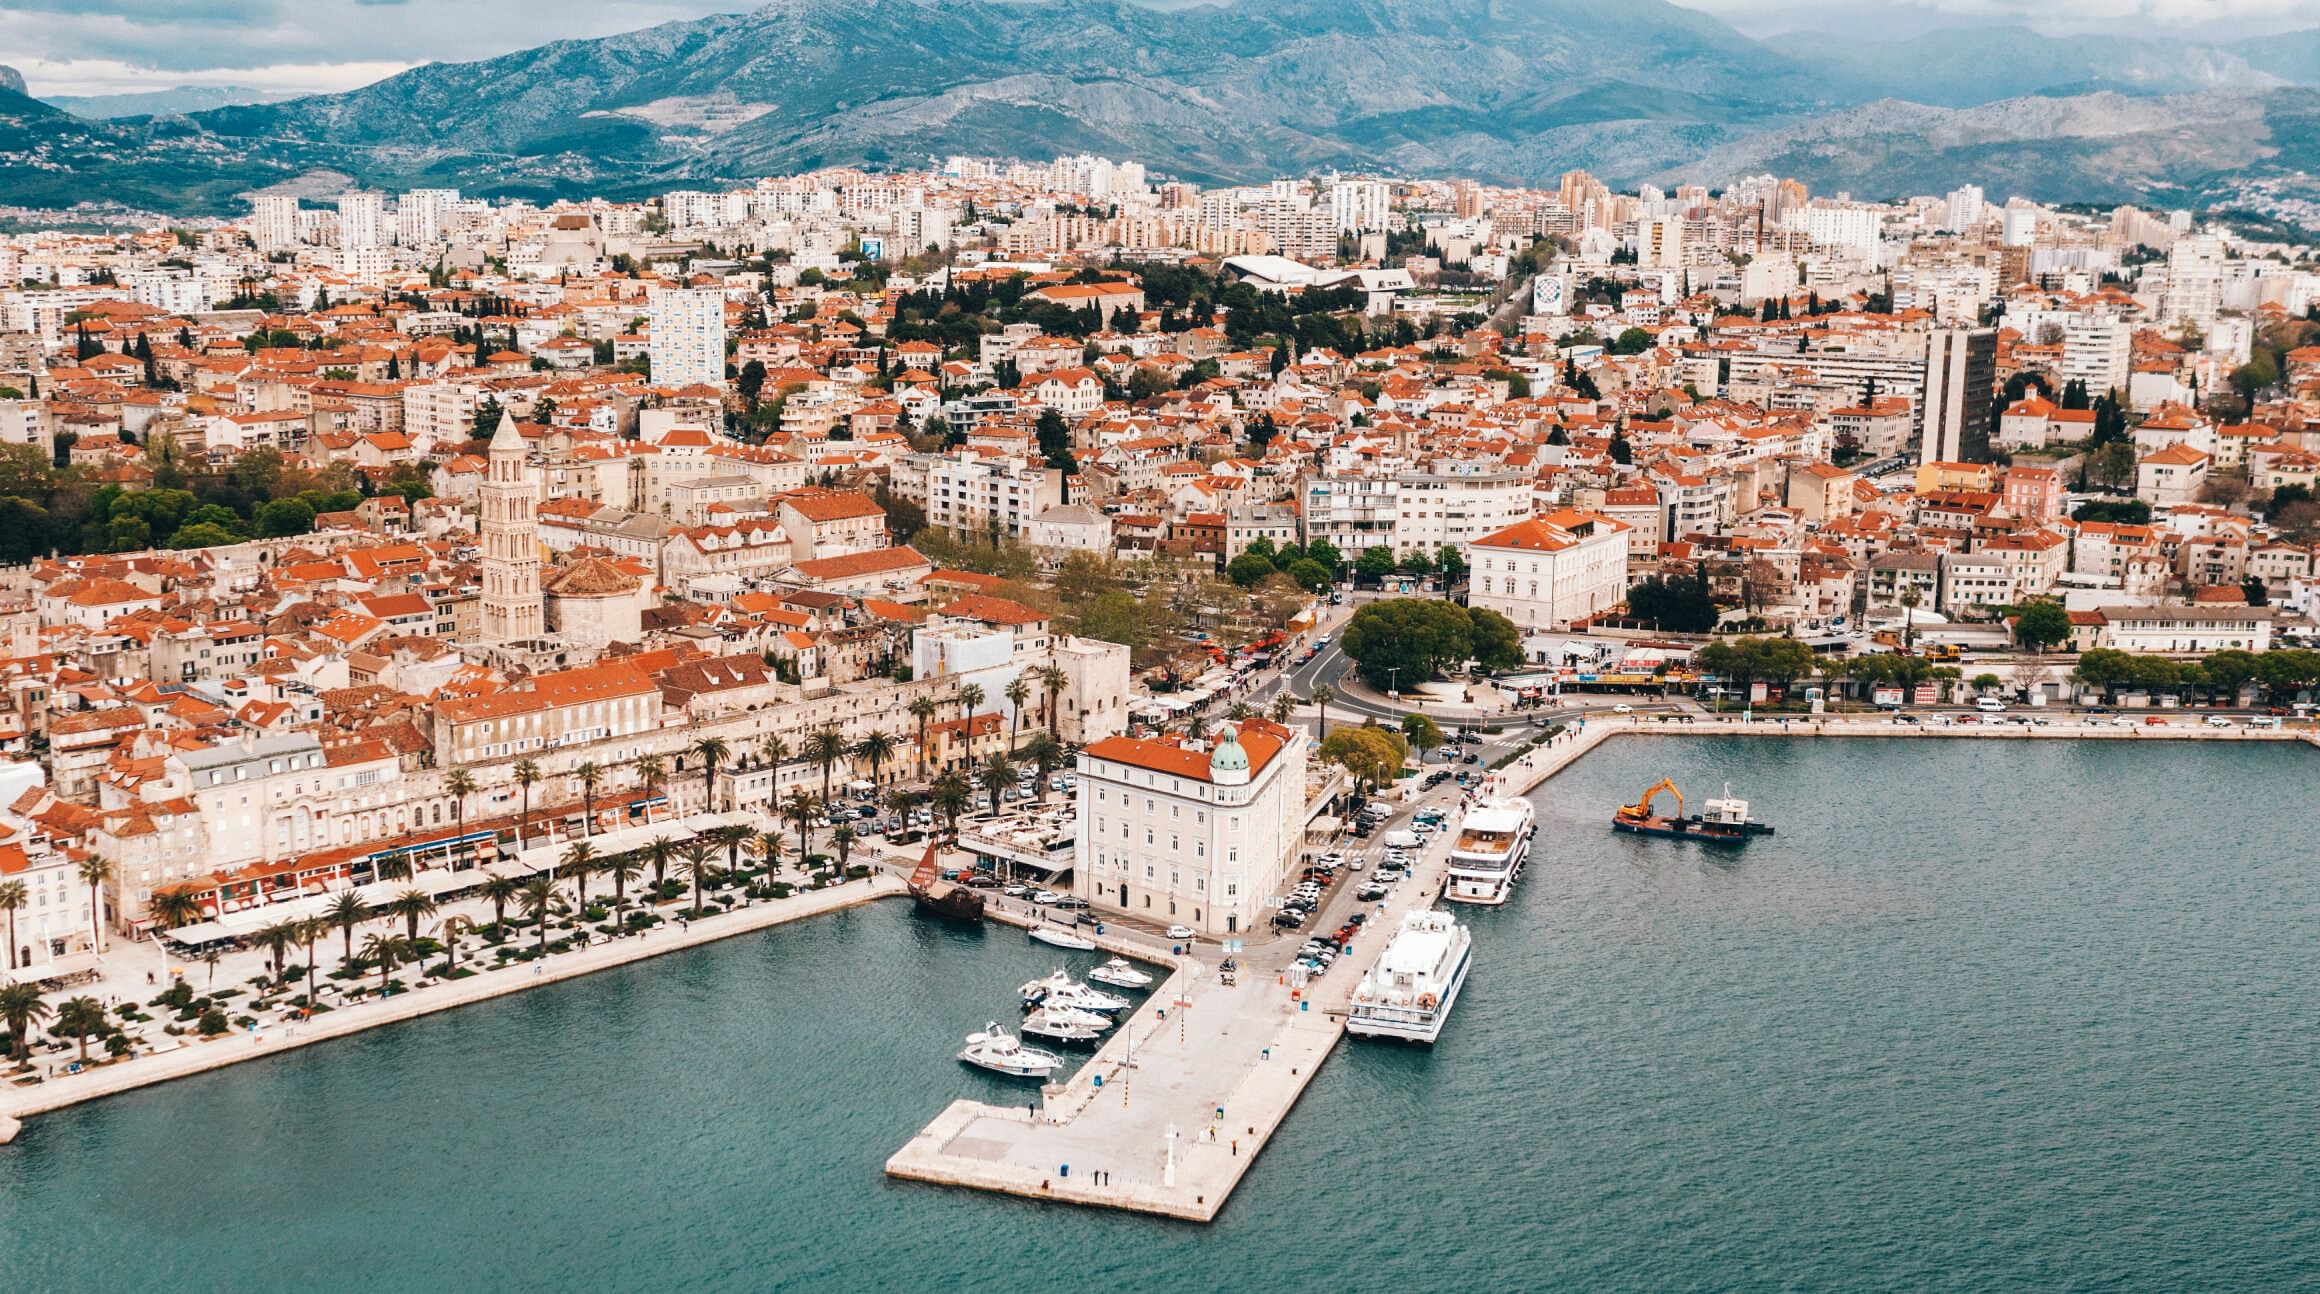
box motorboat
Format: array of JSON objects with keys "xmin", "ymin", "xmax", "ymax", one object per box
[
  {"xmin": 1028, "ymin": 925, "xmax": 1097, "ymax": 951},
  {"xmin": 1086, "ymin": 957, "xmax": 1155, "ymax": 989},
  {"xmin": 1348, "ymin": 910, "xmax": 1472, "ymax": 1045},
  {"xmin": 1019, "ymin": 1005, "xmax": 1110, "ymax": 1046},
  {"xmin": 958, "ymin": 1022, "xmax": 1064, "ymax": 1079},
  {"xmin": 1017, "ymin": 969, "xmax": 1130, "ymax": 1014}
]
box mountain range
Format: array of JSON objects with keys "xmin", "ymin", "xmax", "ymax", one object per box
[{"xmin": 5, "ymin": 1, "xmax": 2320, "ymax": 216}]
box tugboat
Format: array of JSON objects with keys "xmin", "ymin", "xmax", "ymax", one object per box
[
  {"xmin": 908, "ymin": 838, "xmax": 986, "ymax": 923},
  {"xmin": 1611, "ymin": 779, "xmax": 1775, "ymax": 843}
]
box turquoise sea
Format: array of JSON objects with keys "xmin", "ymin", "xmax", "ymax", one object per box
[{"xmin": 4, "ymin": 738, "xmax": 2315, "ymax": 1292}]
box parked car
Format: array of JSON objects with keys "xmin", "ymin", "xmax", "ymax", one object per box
[
  {"xmin": 962, "ymin": 873, "xmax": 1001, "ymax": 889},
  {"xmin": 1054, "ymin": 896, "xmax": 1090, "ymax": 911},
  {"xmin": 1030, "ymin": 889, "xmax": 1062, "ymax": 904},
  {"xmin": 1002, "ymin": 882, "xmax": 1029, "ymax": 897}
]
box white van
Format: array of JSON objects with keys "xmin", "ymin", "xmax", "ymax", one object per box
[
  {"xmin": 1383, "ymin": 829, "xmax": 1421, "ymax": 849},
  {"xmin": 1975, "ymin": 698, "xmax": 2005, "ymax": 712}
]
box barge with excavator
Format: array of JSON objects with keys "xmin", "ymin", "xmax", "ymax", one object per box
[{"xmin": 1612, "ymin": 778, "xmax": 1774, "ymax": 843}]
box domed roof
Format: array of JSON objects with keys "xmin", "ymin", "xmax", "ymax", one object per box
[{"xmin": 1209, "ymin": 725, "xmax": 1250, "ymax": 774}]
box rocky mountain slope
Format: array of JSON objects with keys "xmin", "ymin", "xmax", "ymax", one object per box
[{"xmin": 4, "ymin": 0, "xmax": 2319, "ymax": 215}]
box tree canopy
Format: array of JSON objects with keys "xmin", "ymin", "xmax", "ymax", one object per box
[{"xmin": 1339, "ymin": 599, "xmax": 1520, "ymax": 690}]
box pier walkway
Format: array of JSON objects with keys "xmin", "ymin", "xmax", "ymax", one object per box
[{"xmin": 885, "ymin": 719, "xmax": 1617, "ymax": 1221}]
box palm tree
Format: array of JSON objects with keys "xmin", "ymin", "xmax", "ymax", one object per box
[
  {"xmin": 2, "ymin": 983, "xmax": 52, "ymax": 1061},
  {"xmin": 782, "ymin": 789, "xmax": 818, "ymax": 870},
  {"xmin": 298, "ymin": 918, "xmax": 325, "ymax": 1006},
  {"xmin": 634, "ymin": 752, "xmax": 666, "ymax": 815},
  {"xmin": 852, "ymin": 729, "xmax": 897, "ymax": 790},
  {"xmin": 1025, "ymin": 732, "xmax": 1066, "ymax": 803},
  {"xmin": 757, "ymin": 734, "xmax": 789, "ymax": 774},
  {"xmin": 255, "ymin": 919, "xmax": 300, "ymax": 989},
  {"xmin": 56, "ymin": 995, "xmax": 105, "ymax": 1063},
  {"xmin": 831, "ymin": 824, "xmax": 857, "ymax": 875},
  {"xmin": 0, "ymin": 880, "xmax": 24, "ymax": 972},
  {"xmin": 979, "ymin": 751, "xmax": 1014, "ymax": 815},
  {"xmin": 955, "ymin": 682, "xmax": 985, "ymax": 729},
  {"xmin": 884, "ymin": 788, "xmax": 917, "ymax": 830},
  {"xmin": 362, "ymin": 932, "xmax": 413, "ymax": 997},
  {"xmin": 149, "ymin": 885, "xmax": 202, "ymax": 935},
  {"xmin": 713, "ymin": 823, "xmax": 752, "ymax": 874},
  {"xmin": 645, "ymin": 836, "xmax": 675, "ymax": 893},
  {"xmin": 478, "ymin": 874, "xmax": 520, "ymax": 931},
  {"xmin": 751, "ymin": 830, "xmax": 786, "ymax": 878},
  {"xmin": 931, "ymin": 770, "xmax": 972, "ymax": 841},
  {"xmin": 677, "ymin": 841, "xmax": 714, "ymax": 914},
  {"xmin": 1004, "ymin": 676, "xmax": 1032, "ymax": 751},
  {"xmin": 200, "ymin": 947, "xmax": 223, "ymax": 988},
  {"xmin": 1227, "ymin": 699, "xmax": 1255, "ymax": 721},
  {"xmin": 574, "ymin": 762, "xmax": 602, "ymax": 836},
  {"xmin": 387, "ymin": 888, "xmax": 438, "ymax": 944},
  {"xmin": 907, "ymin": 695, "xmax": 940, "ymax": 780},
  {"xmin": 75, "ymin": 855, "xmax": 114, "ymax": 953},
  {"xmin": 691, "ymin": 736, "xmax": 730, "ymax": 813},
  {"xmin": 601, "ymin": 853, "xmax": 643, "ymax": 927},
  {"xmin": 444, "ymin": 768, "xmax": 478, "ymax": 868},
  {"xmin": 513, "ymin": 759, "xmax": 541, "ymax": 849},
  {"xmin": 806, "ymin": 727, "xmax": 849, "ymax": 804},
  {"xmin": 326, "ymin": 889, "xmax": 370, "ymax": 971},
  {"xmin": 519, "ymin": 875, "xmax": 564, "ymax": 952},
  {"xmin": 1038, "ymin": 662, "xmax": 1069, "ymax": 738},
  {"xmin": 439, "ymin": 914, "xmax": 474, "ymax": 973},
  {"xmin": 1312, "ymin": 684, "xmax": 1335, "ymax": 740},
  {"xmin": 560, "ymin": 842, "xmax": 596, "ymax": 910},
  {"xmin": 1269, "ymin": 692, "xmax": 1297, "ymax": 724},
  {"xmin": 374, "ymin": 852, "xmax": 414, "ymax": 884}
]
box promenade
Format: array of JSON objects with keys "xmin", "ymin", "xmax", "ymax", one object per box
[{"xmin": 0, "ymin": 875, "xmax": 903, "ymax": 1133}]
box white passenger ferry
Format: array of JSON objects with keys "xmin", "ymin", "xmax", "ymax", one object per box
[
  {"xmin": 1442, "ymin": 796, "xmax": 1537, "ymax": 905},
  {"xmin": 1348, "ymin": 910, "xmax": 1472, "ymax": 1044}
]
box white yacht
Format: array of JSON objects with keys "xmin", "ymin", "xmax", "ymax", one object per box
[
  {"xmin": 1029, "ymin": 925, "xmax": 1097, "ymax": 951},
  {"xmin": 1086, "ymin": 957, "xmax": 1155, "ymax": 989},
  {"xmin": 1442, "ymin": 796, "xmax": 1537, "ymax": 906},
  {"xmin": 958, "ymin": 1022, "xmax": 1064, "ymax": 1078},
  {"xmin": 1019, "ymin": 1004, "xmax": 1111, "ymax": 1045},
  {"xmin": 1017, "ymin": 970, "xmax": 1131, "ymax": 1014},
  {"xmin": 1347, "ymin": 910, "xmax": 1472, "ymax": 1044}
]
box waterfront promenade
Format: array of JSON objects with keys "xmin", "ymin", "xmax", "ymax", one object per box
[{"xmin": 0, "ymin": 875, "xmax": 903, "ymax": 1131}]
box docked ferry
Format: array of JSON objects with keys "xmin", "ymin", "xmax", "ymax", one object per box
[
  {"xmin": 1348, "ymin": 910, "xmax": 1472, "ymax": 1044},
  {"xmin": 1442, "ymin": 797, "xmax": 1537, "ymax": 905}
]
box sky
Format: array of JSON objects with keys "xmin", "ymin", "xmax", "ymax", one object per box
[{"xmin": 4, "ymin": 0, "xmax": 2316, "ymax": 98}]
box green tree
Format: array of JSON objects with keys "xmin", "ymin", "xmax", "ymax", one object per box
[
  {"xmin": 1467, "ymin": 607, "xmax": 1524, "ymax": 672},
  {"xmin": 1225, "ymin": 550, "xmax": 1277, "ymax": 589},
  {"xmin": 1355, "ymin": 545, "xmax": 1398, "ymax": 586},
  {"xmin": 1624, "ymin": 572, "xmax": 1718, "ymax": 633},
  {"xmin": 1339, "ymin": 599, "xmax": 1478, "ymax": 690},
  {"xmin": 1399, "ymin": 713, "xmax": 1444, "ymax": 763},
  {"xmin": 1317, "ymin": 726, "xmax": 1407, "ymax": 795},
  {"xmin": 1286, "ymin": 558, "xmax": 1333, "ymax": 593},
  {"xmin": 2011, "ymin": 600, "xmax": 2072, "ymax": 653}
]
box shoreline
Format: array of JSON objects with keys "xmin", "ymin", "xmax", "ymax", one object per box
[{"xmin": 0, "ymin": 876, "xmax": 905, "ymax": 1127}]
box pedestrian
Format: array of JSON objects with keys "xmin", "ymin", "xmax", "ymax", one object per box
[{"xmin": 1231, "ymin": 1139, "xmax": 1239, "ymax": 1156}]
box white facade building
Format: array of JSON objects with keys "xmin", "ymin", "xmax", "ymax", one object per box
[
  {"xmin": 1464, "ymin": 509, "xmax": 1630, "ymax": 631},
  {"xmin": 338, "ymin": 191, "xmax": 386, "ymax": 249},
  {"xmin": 1074, "ymin": 719, "xmax": 1310, "ymax": 936},
  {"xmin": 647, "ymin": 287, "xmax": 727, "ymax": 390}
]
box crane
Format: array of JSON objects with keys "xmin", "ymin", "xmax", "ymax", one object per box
[{"xmin": 1616, "ymin": 777, "xmax": 1684, "ymax": 824}]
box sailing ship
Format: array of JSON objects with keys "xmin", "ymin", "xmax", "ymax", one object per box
[{"xmin": 908, "ymin": 838, "xmax": 987, "ymax": 922}]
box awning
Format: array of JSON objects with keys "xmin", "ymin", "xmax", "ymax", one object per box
[
  {"xmin": 161, "ymin": 921, "xmax": 236, "ymax": 947},
  {"xmin": 3, "ymin": 950, "xmax": 101, "ymax": 985}
]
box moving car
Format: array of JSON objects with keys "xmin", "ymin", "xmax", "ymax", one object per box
[{"xmin": 1166, "ymin": 924, "xmax": 1195, "ymax": 940}]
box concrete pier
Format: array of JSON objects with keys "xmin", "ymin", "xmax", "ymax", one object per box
[{"xmin": 886, "ymin": 719, "xmax": 1619, "ymax": 1221}]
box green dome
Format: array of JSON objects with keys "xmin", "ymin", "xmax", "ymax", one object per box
[{"xmin": 1210, "ymin": 726, "xmax": 1250, "ymax": 774}]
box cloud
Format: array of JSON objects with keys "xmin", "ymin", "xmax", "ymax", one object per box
[
  {"xmin": 1671, "ymin": 0, "xmax": 2320, "ymax": 37},
  {"xmin": 9, "ymin": 56, "xmax": 415, "ymax": 97},
  {"xmin": 2, "ymin": 0, "xmax": 746, "ymax": 92}
]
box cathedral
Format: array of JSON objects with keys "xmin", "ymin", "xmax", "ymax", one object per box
[{"xmin": 472, "ymin": 411, "xmax": 646, "ymax": 671}]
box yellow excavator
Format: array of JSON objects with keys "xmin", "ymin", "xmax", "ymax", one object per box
[{"xmin": 1615, "ymin": 777, "xmax": 1683, "ymax": 825}]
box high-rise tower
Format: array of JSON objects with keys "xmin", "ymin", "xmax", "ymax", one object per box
[{"xmin": 479, "ymin": 413, "xmax": 545, "ymax": 644}]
